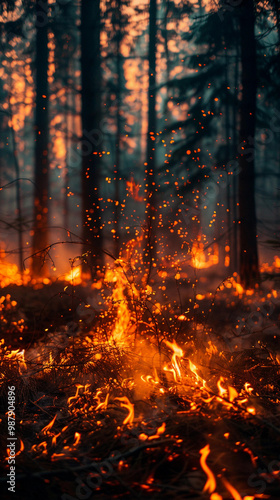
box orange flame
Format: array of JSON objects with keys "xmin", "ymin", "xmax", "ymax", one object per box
[
  {"xmin": 105, "ymin": 259, "xmax": 139, "ymax": 345},
  {"xmin": 217, "ymin": 377, "xmax": 239, "ymax": 408},
  {"xmin": 73, "ymin": 432, "xmax": 81, "ymax": 447},
  {"xmin": 199, "ymin": 444, "xmax": 216, "ymax": 494},
  {"xmin": 0, "ymin": 251, "xmax": 31, "ymax": 287},
  {"xmin": 67, "ymin": 384, "xmax": 87, "ymax": 406},
  {"xmin": 126, "ymin": 176, "xmax": 144, "ymax": 202},
  {"xmin": 217, "ymin": 376, "xmax": 227, "ymax": 398},
  {"xmin": 115, "ymin": 396, "xmax": 134, "ymax": 425},
  {"xmin": 41, "ymin": 414, "xmax": 57, "ymax": 435},
  {"xmin": 6, "ymin": 349, "xmax": 27, "ymax": 374},
  {"xmin": 222, "ymin": 477, "xmax": 242, "ymax": 499},
  {"xmin": 64, "ymin": 265, "xmax": 82, "ymax": 285},
  {"xmin": 191, "ymin": 240, "xmax": 219, "ymax": 269},
  {"xmin": 94, "ymin": 391, "xmax": 109, "ymax": 411},
  {"xmin": 164, "ymin": 340, "xmax": 184, "ymax": 382},
  {"xmin": 189, "ymin": 359, "xmax": 206, "ymax": 387}
]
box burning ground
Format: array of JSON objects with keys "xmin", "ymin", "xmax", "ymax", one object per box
[{"xmin": 0, "ymin": 247, "xmax": 280, "ymax": 500}]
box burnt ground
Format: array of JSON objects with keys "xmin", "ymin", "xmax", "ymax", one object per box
[{"xmin": 0, "ymin": 274, "xmax": 280, "ymax": 500}]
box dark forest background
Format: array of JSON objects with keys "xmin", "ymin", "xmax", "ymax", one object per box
[{"xmin": 0, "ymin": 0, "xmax": 279, "ymax": 288}]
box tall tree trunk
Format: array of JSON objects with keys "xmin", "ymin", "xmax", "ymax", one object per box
[
  {"xmin": 238, "ymin": 0, "xmax": 260, "ymax": 287},
  {"xmin": 224, "ymin": 47, "xmax": 232, "ymax": 272},
  {"xmin": 232, "ymin": 40, "xmax": 239, "ymax": 274},
  {"xmin": 32, "ymin": 0, "xmax": 49, "ymax": 277},
  {"xmin": 81, "ymin": 0, "xmax": 103, "ymax": 276},
  {"xmin": 114, "ymin": 0, "xmax": 122, "ymax": 258},
  {"xmin": 144, "ymin": 0, "xmax": 157, "ymax": 273}
]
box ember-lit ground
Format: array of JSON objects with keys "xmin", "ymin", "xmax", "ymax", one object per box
[{"xmin": 1, "ymin": 247, "xmax": 280, "ymax": 500}]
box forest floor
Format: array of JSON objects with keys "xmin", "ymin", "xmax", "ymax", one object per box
[{"xmin": 0, "ymin": 267, "xmax": 280, "ymax": 500}]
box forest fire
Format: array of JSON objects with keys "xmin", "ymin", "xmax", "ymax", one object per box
[
  {"xmin": 0, "ymin": 0, "xmax": 280, "ymax": 498},
  {"xmin": 191, "ymin": 240, "xmax": 219, "ymax": 269},
  {"xmin": 1, "ymin": 243, "xmax": 280, "ymax": 499}
]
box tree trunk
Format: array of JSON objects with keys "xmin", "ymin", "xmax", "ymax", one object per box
[
  {"xmin": 144, "ymin": 0, "xmax": 157, "ymax": 273},
  {"xmin": 114, "ymin": 0, "xmax": 122, "ymax": 258},
  {"xmin": 232, "ymin": 41, "xmax": 239, "ymax": 274},
  {"xmin": 238, "ymin": 0, "xmax": 260, "ymax": 287},
  {"xmin": 32, "ymin": 0, "xmax": 49, "ymax": 277},
  {"xmin": 81, "ymin": 0, "xmax": 103, "ymax": 276}
]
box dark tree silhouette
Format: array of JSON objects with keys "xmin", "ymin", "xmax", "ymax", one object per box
[
  {"xmin": 81, "ymin": 0, "xmax": 103, "ymax": 276},
  {"xmin": 32, "ymin": 0, "xmax": 49, "ymax": 276},
  {"xmin": 238, "ymin": 0, "xmax": 260, "ymax": 287},
  {"xmin": 144, "ymin": 0, "xmax": 157, "ymax": 270}
]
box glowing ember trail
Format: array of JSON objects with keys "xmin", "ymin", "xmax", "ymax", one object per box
[
  {"xmin": 40, "ymin": 415, "xmax": 57, "ymax": 435},
  {"xmin": 199, "ymin": 444, "xmax": 217, "ymax": 494},
  {"xmin": 94, "ymin": 390, "xmax": 109, "ymax": 411},
  {"xmin": 115, "ymin": 396, "xmax": 134, "ymax": 425},
  {"xmin": 222, "ymin": 478, "xmax": 244, "ymax": 499}
]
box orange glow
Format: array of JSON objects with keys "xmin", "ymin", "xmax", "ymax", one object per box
[
  {"xmin": 6, "ymin": 349, "xmax": 27, "ymax": 374},
  {"xmin": 260, "ymin": 255, "xmax": 280, "ymax": 273},
  {"xmin": 64, "ymin": 265, "xmax": 82, "ymax": 285},
  {"xmin": 41, "ymin": 415, "xmax": 57, "ymax": 435},
  {"xmin": 94, "ymin": 391, "xmax": 109, "ymax": 411},
  {"xmin": 126, "ymin": 176, "xmax": 144, "ymax": 202},
  {"xmin": 222, "ymin": 477, "xmax": 242, "ymax": 499},
  {"xmin": 67, "ymin": 384, "xmax": 85, "ymax": 406},
  {"xmin": 73, "ymin": 432, "xmax": 81, "ymax": 447},
  {"xmin": 0, "ymin": 252, "xmax": 31, "ymax": 287},
  {"xmin": 217, "ymin": 376, "xmax": 227, "ymax": 398},
  {"xmin": 191, "ymin": 239, "xmax": 219, "ymax": 269},
  {"xmin": 104, "ymin": 255, "xmax": 140, "ymax": 345},
  {"xmin": 164, "ymin": 339, "xmax": 184, "ymax": 382},
  {"xmin": 115, "ymin": 396, "xmax": 134, "ymax": 425},
  {"xmin": 199, "ymin": 444, "xmax": 216, "ymax": 494},
  {"xmin": 189, "ymin": 359, "xmax": 206, "ymax": 387}
]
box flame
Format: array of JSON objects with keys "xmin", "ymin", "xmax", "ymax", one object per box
[
  {"xmin": 31, "ymin": 441, "xmax": 48, "ymax": 455},
  {"xmin": 94, "ymin": 391, "xmax": 109, "ymax": 411},
  {"xmin": 228, "ymin": 386, "xmax": 239, "ymax": 402},
  {"xmin": 191, "ymin": 239, "xmax": 219, "ymax": 269},
  {"xmin": 222, "ymin": 477, "xmax": 242, "ymax": 499},
  {"xmin": 73, "ymin": 432, "xmax": 81, "ymax": 447},
  {"xmin": 217, "ymin": 376, "xmax": 227, "ymax": 398},
  {"xmin": 189, "ymin": 359, "xmax": 206, "ymax": 387},
  {"xmin": 6, "ymin": 349, "xmax": 27, "ymax": 374},
  {"xmin": 41, "ymin": 415, "xmax": 57, "ymax": 435},
  {"xmin": 126, "ymin": 176, "xmax": 144, "ymax": 202},
  {"xmin": 199, "ymin": 444, "xmax": 216, "ymax": 494},
  {"xmin": 217, "ymin": 377, "xmax": 239, "ymax": 407},
  {"xmin": 244, "ymin": 383, "xmax": 254, "ymax": 394},
  {"xmin": 67, "ymin": 384, "xmax": 85, "ymax": 406},
  {"xmin": 64, "ymin": 265, "xmax": 82, "ymax": 285},
  {"xmin": 164, "ymin": 340, "xmax": 184, "ymax": 382},
  {"xmin": 51, "ymin": 433, "xmax": 61, "ymax": 447},
  {"xmin": 104, "ymin": 258, "xmax": 139, "ymax": 345},
  {"xmin": 115, "ymin": 396, "xmax": 134, "ymax": 425}
]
